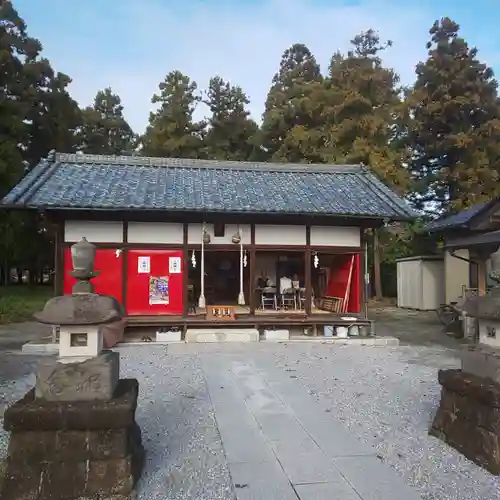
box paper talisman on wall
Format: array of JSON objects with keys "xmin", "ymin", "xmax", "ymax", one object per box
[
  {"xmin": 138, "ymin": 256, "xmax": 150, "ymax": 274},
  {"xmin": 169, "ymin": 256, "xmax": 181, "ymax": 274}
]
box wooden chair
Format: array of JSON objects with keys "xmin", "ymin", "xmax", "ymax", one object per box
[{"xmin": 260, "ymin": 287, "xmax": 278, "ymax": 310}]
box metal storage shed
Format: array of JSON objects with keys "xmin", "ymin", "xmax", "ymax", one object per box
[{"xmin": 396, "ymin": 255, "xmax": 445, "ymax": 311}]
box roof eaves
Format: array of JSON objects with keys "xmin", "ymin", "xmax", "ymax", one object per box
[
  {"xmin": 1, "ymin": 150, "xmax": 58, "ymax": 206},
  {"xmin": 30, "ymin": 204, "xmax": 412, "ymax": 220},
  {"xmin": 355, "ymin": 170, "xmax": 416, "ymax": 220},
  {"xmin": 424, "ymin": 200, "xmax": 494, "ymax": 233}
]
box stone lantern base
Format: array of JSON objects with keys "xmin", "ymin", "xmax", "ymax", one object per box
[
  {"xmin": 1, "ymin": 379, "xmax": 144, "ymax": 499},
  {"xmin": 430, "ymin": 368, "xmax": 500, "ymax": 475}
]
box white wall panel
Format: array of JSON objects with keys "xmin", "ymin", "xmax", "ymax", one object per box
[
  {"xmin": 310, "ymin": 226, "xmax": 360, "ymax": 247},
  {"xmin": 64, "ymin": 221, "xmax": 123, "ymax": 243},
  {"xmin": 128, "ymin": 222, "xmax": 183, "ymax": 244},
  {"xmin": 255, "ymin": 225, "xmax": 306, "ymax": 245}
]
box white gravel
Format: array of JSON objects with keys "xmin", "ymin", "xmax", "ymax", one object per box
[
  {"xmin": 0, "ymin": 342, "xmax": 500, "ymax": 500},
  {"xmin": 249, "ymin": 343, "xmax": 500, "ymax": 500}
]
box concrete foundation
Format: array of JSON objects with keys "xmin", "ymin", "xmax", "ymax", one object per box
[
  {"xmin": 263, "ymin": 329, "xmax": 290, "ymax": 341},
  {"xmin": 185, "ymin": 328, "xmax": 259, "ymax": 343},
  {"xmin": 156, "ymin": 330, "xmax": 182, "ymax": 342}
]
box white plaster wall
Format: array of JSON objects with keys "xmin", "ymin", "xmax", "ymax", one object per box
[
  {"xmin": 310, "ymin": 226, "xmax": 360, "ymax": 247},
  {"xmin": 255, "ymin": 225, "xmax": 306, "ymax": 245},
  {"xmin": 64, "ymin": 221, "xmax": 123, "ymax": 243},
  {"xmin": 445, "ymin": 249, "xmax": 470, "ymax": 304},
  {"xmin": 128, "ymin": 222, "xmax": 183, "ymax": 244},
  {"xmin": 187, "ymin": 224, "xmax": 251, "ymax": 245}
]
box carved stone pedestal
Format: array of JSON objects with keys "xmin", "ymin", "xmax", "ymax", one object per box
[
  {"xmin": 2, "ymin": 379, "xmax": 144, "ymax": 499},
  {"xmin": 430, "ymin": 369, "xmax": 500, "ymax": 475}
]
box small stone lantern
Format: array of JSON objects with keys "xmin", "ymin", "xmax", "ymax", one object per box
[{"xmin": 1, "ymin": 238, "xmax": 144, "ymax": 499}]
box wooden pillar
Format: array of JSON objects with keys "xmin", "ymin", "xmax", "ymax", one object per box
[
  {"xmin": 478, "ymin": 259, "xmax": 487, "ymax": 296},
  {"xmin": 305, "ymin": 226, "xmax": 312, "ymax": 315},
  {"xmin": 54, "ymin": 219, "xmax": 65, "ymax": 297},
  {"xmin": 249, "ymin": 250, "xmax": 256, "ymax": 314},
  {"xmin": 121, "ymin": 221, "xmax": 128, "ymax": 311},
  {"xmin": 249, "ymin": 224, "xmax": 256, "ymax": 315},
  {"xmin": 360, "ymin": 230, "xmax": 367, "ymax": 318},
  {"xmin": 182, "ymin": 223, "xmax": 189, "ymax": 317}
]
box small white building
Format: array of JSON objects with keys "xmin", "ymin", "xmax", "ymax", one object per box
[{"xmin": 396, "ymin": 255, "xmax": 445, "ymax": 311}]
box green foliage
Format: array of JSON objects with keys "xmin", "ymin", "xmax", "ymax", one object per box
[
  {"xmin": 0, "ymin": 1, "xmax": 78, "ymax": 285},
  {"xmin": 79, "ymin": 88, "xmax": 135, "ymax": 155},
  {"xmin": 142, "ymin": 70, "xmax": 205, "ymax": 158},
  {"xmin": 407, "ymin": 17, "xmax": 500, "ymax": 213},
  {"xmin": 260, "ymin": 43, "xmax": 325, "ymax": 162},
  {"xmin": 377, "ymin": 219, "xmax": 431, "ymax": 265},
  {"xmin": 322, "ymin": 30, "xmax": 410, "ymax": 193},
  {"xmin": 0, "ymin": 285, "xmax": 53, "ymax": 324},
  {"xmin": 202, "ymin": 76, "xmax": 259, "ymax": 161}
]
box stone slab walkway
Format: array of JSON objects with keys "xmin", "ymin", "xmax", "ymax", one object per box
[{"xmin": 201, "ymin": 351, "xmax": 422, "ymax": 500}]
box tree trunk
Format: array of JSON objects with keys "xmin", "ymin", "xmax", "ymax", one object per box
[
  {"xmin": 373, "ymin": 229, "xmax": 383, "ymax": 300},
  {"xmin": 16, "ymin": 268, "xmax": 23, "ymax": 284}
]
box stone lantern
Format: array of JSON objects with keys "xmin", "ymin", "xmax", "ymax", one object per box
[
  {"xmin": 430, "ymin": 271, "xmax": 500, "ymax": 475},
  {"xmin": 1, "ymin": 237, "xmax": 144, "ymax": 499}
]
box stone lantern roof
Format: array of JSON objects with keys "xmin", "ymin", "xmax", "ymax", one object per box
[{"xmin": 34, "ymin": 293, "xmax": 123, "ymax": 326}]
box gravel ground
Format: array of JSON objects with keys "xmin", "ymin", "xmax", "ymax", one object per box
[
  {"xmin": 250, "ymin": 343, "xmax": 500, "ymax": 500},
  {"xmin": 0, "ymin": 343, "xmax": 499, "ymax": 500}
]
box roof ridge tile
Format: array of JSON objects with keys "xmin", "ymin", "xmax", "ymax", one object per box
[{"xmin": 55, "ymin": 152, "xmax": 362, "ymax": 174}]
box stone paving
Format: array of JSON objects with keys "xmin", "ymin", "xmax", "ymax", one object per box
[{"xmin": 201, "ymin": 349, "xmax": 422, "ymax": 500}]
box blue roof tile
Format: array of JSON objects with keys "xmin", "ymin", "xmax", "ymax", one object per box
[
  {"xmin": 424, "ymin": 202, "xmax": 491, "ymax": 233},
  {"xmin": 1, "ymin": 153, "xmax": 416, "ymax": 220}
]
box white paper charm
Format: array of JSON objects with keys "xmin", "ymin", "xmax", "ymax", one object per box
[
  {"xmin": 138, "ymin": 256, "xmax": 150, "ymax": 273},
  {"xmin": 169, "ymin": 256, "xmax": 181, "ymax": 274}
]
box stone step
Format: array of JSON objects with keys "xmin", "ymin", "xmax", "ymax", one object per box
[{"xmin": 185, "ymin": 328, "xmax": 259, "ymax": 343}]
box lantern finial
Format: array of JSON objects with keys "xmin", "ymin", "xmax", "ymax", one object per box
[{"xmin": 68, "ymin": 237, "xmax": 100, "ymax": 293}]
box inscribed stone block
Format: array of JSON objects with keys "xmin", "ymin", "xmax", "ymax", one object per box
[{"xmin": 35, "ymin": 349, "xmax": 119, "ymax": 401}]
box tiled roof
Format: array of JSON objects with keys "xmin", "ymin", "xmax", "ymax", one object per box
[
  {"xmin": 1, "ymin": 152, "xmax": 416, "ymax": 220},
  {"xmin": 424, "ymin": 202, "xmax": 491, "ymax": 233}
]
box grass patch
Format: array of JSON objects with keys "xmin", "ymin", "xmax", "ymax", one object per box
[{"xmin": 0, "ymin": 286, "xmax": 53, "ymax": 325}]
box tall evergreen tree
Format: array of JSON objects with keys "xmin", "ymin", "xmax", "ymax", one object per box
[
  {"xmin": 22, "ymin": 61, "xmax": 82, "ymax": 166},
  {"xmin": 0, "ymin": 0, "xmax": 39, "ymax": 194},
  {"xmin": 260, "ymin": 43, "xmax": 325, "ymax": 162},
  {"xmin": 322, "ymin": 30, "xmax": 409, "ymax": 191},
  {"xmin": 79, "ymin": 88, "xmax": 135, "ymax": 155},
  {"xmin": 142, "ymin": 70, "xmax": 205, "ymax": 158},
  {"xmin": 0, "ymin": 0, "xmax": 67, "ymax": 284},
  {"xmin": 407, "ymin": 18, "xmax": 500, "ymax": 213},
  {"xmin": 202, "ymin": 76, "xmax": 258, "ymax": 160}
]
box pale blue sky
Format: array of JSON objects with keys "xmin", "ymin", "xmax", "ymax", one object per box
[{"xmin": 13, "ymin": 0, "xmax": 500, "ymax": 132}]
